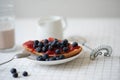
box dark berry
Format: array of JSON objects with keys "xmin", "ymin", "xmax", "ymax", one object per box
[
  {"xmin": 33, "ymin": 44, "xmax": 38, "ymax": 49},
  {"xmin": 34, "ymin": 40, "xmax": 39, "ymax": 44},
  {"xmin": 59, "ymin": 55, "xmax": 65, "ymax": 59},
  {"xmin": 44, "ymin": 39, "xmax": 48, "ymax": 44},
  {"xmin": 63, "ymin": 47, "xmax": 69, "ymax": 52},
  {"xmin": 51, "ymin": 40, "xmax": 58, "ymax": 47},
  {"xmin": 35, "ymin": 47, "xmax": 42, "ymax": 52},
  {"xmin": 13, "ymin": 73, "xmax": 18, "ymax": 78},
  {"xmin": 55, "ymin": 56, "xmax": 60, "ymax": 60},
  {"xmin": 48, "ymin": 46, "xmax": 53, "ymax": 50},
  {"xmin": 23, "ymin": 71, "xmax": 28, "ymax": 76},
  {"xmin": 49, "ymin": 57, "xmax": 56, "ymax": 61},
  {"xmin": 56, "ymin": 42, "xmax": 61, "ymax": 48},
  {"xmin": 43, "ymin": 54, "xmax": 49, "ymax": 59},
  {"xmin": 10, "ymin": 68, "xmax": 17, "ymax": 74},
  {"xmin": 72, "ymin": 42, "xmax": 78, "ymax": 47},
  {"xmin": 44, "ymin": 44, "xmax": 49, "ymax": 49},
  {"xmin": 38, "ymin": 42, "xmax": 43, "ymax": 47},
  {"xmin": 48, "ymin": 42, "xmax": 52, "ymax": 45},
  {"xmin": 62, "ymin": 39, "xmax": 68, "ymax": 45},
  {"xmin": 60, "ymin": 44, "xmax": 64, "ymax": 48},
  {"xmin": 55, "ymin": 49, "xmax": 61, "ymax": 54},
  {"xmin": 36, "ymin": 56, "xmax": 44, "ymax": 61},
  {"xmin": 42, "ymin": 47, "xmax": 47, "ymax": 52}
]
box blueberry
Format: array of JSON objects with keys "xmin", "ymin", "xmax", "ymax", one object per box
[
  {"xmin": 34, "ymin": 40, "xmax": 39, "ymax": 44},
  {"xmin": 36, "ymin": 56, "xmax": 44, "ymax": 61},
  {"xmin": 63, "ymin": 47, "xmax": 69, "ymax": 52},
  {"xmin": 45, "ymin": 58, "xmax": 50, "ymax": 61},
  {"xmin": 62, "ymin": 39, "xmax": 68, "ymax": 45},
  {"xmin": 60, "ymin": 44, "xmax": 64, "ymax": 48},
  {"xmin": 44, "ymin": 39, "xmax": 48, "ymax": 44},
  {"xmin": 48, "ymin": 46, "xmax": 53, "ymax": 50},
  {"xmin": 23, "ymin": 71, "xmax": 28, "ymax": 76},
  {"xmin": 13, "ymin": 73, "xmax": 18, "ymax": 78},
  {"xmin": 55, "ymin": 56, "xmax": 60, "ymax": 60},
  {"xmin": 51, "ymin": 40, "xmax": 58, "ymax": 47},
  {"xmin": 56, "ymin": 42, "xmax": 61, "ymax": 48},
  {"xmin": 43, "ymin": 54, "xmax": 49, "ymax": 59},
  {"xmin": 72, "ymin": 42, "xmax": 78, "ymax": 47},
  {"xmin": 55, "ymin": 49, "xmax": 61, "ymax": 54},
  {"xmin": 35, "ymin": 47, "xmax": 42, "ymax": 52},
  {"xmin": 44, "ymin": 44, "xmax": 49, "ymax": 49},
  {"xmin": 33, "ymin": 44, "xmax": 38, "ymax": 49},
  {"xmin": 49, "ymin": 57, "xmax": 56, "ymax": 61},
  {"xmin": 42, "ymin": 47, "xmax": 47, "ymax": 52},
  {"xmin": 38, "ymin": 42, "xmax": 43, "ymax": 47},
  {"xmin": 48, "ymin": 42, "xmax": 52, "ymax": 45},
  {"xmin": 59, "ymin": 55, "xmax": 65, "ymax": 59},
  {"xmin": 10, "ymin": 68, "xmax": 17, "ymax": 74}
]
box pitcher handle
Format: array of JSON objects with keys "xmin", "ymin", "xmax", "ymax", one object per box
[{"xmin": 61, "ymin": 17, "xmax": 67, "ymax": 31}]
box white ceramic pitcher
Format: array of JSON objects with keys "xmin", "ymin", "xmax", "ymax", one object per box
[{"xmin": 37, "ymin": 16, "xmax": 67, "ymax": 39}]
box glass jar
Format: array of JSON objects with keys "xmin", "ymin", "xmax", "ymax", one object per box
[{"xmin": 0, "ymin": 0, "xmax": 16, "ymax": 52}]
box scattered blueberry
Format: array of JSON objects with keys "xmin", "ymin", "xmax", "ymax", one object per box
[
  {"xmin": 23, "ymin": 71, "xmax": 28, "ymax": 77},
  {"xmin": 10, "ymin": 68, "xmax": 17, "ymax": 74},
  {"xmin": 72, "ymin": 42, "xmax": 78, "ymax": 47},
  {"xmin": 55, "ymin": 49, "xmax": 61, "ymax": 54},
  {"xmin": 35, "ymin": 47, "xmax": 42, "ymax": 52},
  {"xmin": 13, "ymin": 73, "xmax": 18, "ymax": 78},
  {"xmin": 63, "ymin": 47, "xmax": 69, "ymax": 52}
]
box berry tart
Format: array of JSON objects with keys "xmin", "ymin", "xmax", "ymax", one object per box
[{"xmin": 23, "ymin": 37, "xmax": 82, "ymax": 61}]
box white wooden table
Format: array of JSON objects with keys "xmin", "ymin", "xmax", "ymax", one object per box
[{"xmin": 0, "ymin": 18, "xmax": 120, "ymax": 80}]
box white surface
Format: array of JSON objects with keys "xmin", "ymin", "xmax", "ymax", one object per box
[
  {"xmin": 15, "ymin": 0, "xmax": 120, "ymax": 18},
  {"xmin": 0, "ymin": 18, "xmax": 120, "ymax": 80}
]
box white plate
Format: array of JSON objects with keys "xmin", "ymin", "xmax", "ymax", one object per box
[{"xmin": 27, "ymin": 50, "xmax": 83, "ymax": 65}]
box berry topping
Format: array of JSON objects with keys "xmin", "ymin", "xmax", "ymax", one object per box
[
  {"xmin": 49, "ymin": 57, "xmax": 56, "ymax": 61},
  {"xmin": 10, "ymin": 68, "xmax": 17, "ymax": 74},
  {"xmin": 43, "ymin": 54, "xmax": 49, "ymax": 59},
  {"xmin": 62, "ymin": 39, "xmax": 68, "ymax": 46},
  {"xmin": 23, "ymin": 71, "xmax": 28, "ymax": 76},
  {"xmin": 72, "ymin": 42, "xmax": 78, "ymax": 47},
  {"xmin": 34, "ymin": 40, "xmax": 39, "ymax": 45},
  {"xmin": 63, "ymin": 47, "xmax": 69, "ymax": 52},
  {"xmin": 48, "ymin": 46, "xmax": 53, "ymax": 50},
  {"xmin": 59, "ymin": 55, "xmax": 65, "ymax": 59},
  {"xmin": 55, "ymin": 49, "xmax": 61, "ymax": 54},
  {"xmin": 13, "ymin": 73, "xmax": 18, "ymax": 78},
  {"xmin": 35, "ymin": 47, "xmax": 42, "ymax": 52},
  {"xmin": 36, "ymin": 56, "xmax": 45, "ymax": 61},
  {"xmin": 38, "ymin": 42, "xmax": 43, "ymax": 47},
  {"xmin": 44, "ymin": 39, "xmax": 49, "ymax": 44},
  {"xmin": 42, "ymin": 46, "xmax": 47, "ymax": 52}
]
